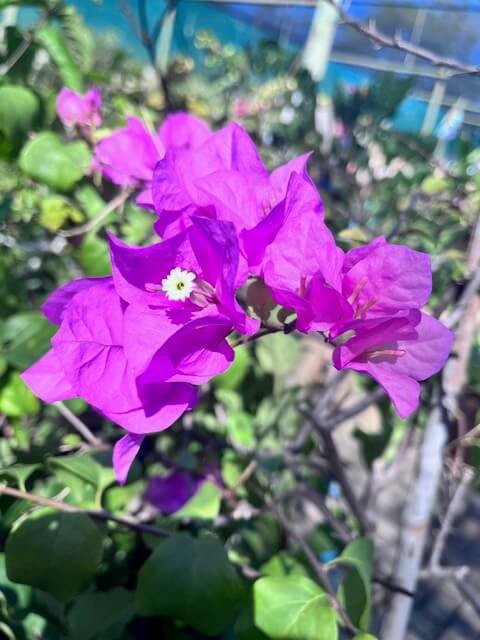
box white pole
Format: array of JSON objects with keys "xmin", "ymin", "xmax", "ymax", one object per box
[{"xmin": 301, "ymin": 0, "xmax": 340, "ymax": 82}]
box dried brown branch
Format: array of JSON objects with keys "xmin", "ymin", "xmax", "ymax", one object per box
[{"xmin": 324, "ymin": 0, "xmax": 480, "ymax": 77}]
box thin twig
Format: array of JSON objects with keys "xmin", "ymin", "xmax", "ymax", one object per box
[
  {"xmin": 138, "ymin": 0, "xmax": 171, "ymax": 108},
  {"xmin": 0, "ymin": 484, "xmax": 170, "ymax": 538},
  {"xmin": 315, "ymin": 426, "xmax": 370, "ymax": 534},
  {"xmin": 429, "ymin": 467, "xmax": 474, "ymax": 570},
  {"xmin": 324, "ymin": 0, "xmax": 480, "ymax": 77},
  {"xmin": 267, "ymin": 496, "xmax": 358, "ymax": 636},
  {"xmin": 296, "ymin": 485, "xmax": 352, "ymax": 543},
  {"xmin": 0, "ymin": 9, "xmax": 52, "ymax": 77},
  {"xmin": 444, "ymin": 267, "xmax": 480, "ymax": 330},
  {"xmin": 54, "ymin": 401, "xmax": 103, "ymax": 447},
  {"xmin": 230, "ymin": 326, "xmax": 282, "ymax": 348},
  {"xmin": 0, "ymin": 35, "xmax": 34, "ymax": 76},
  {"xmin": 322, "ymin": 386, "xmax": 386, "ymax": 431},
  {"xmin": 454, "ymin": 573, "xmax": 480, "ymax": 617},
  {"xmin": 59, "ymin": 189, "xmax": 131, "ymax": 237},
  {"xmin": 446, "ymin": 422, "xmax": 480, "ymax": 452},
  {"xmin": 224, "ymin": 460, "xmax": 258, "ymax": 501}
]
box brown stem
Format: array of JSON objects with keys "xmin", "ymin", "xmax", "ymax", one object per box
[
  {"xmin": 0, "ymin": 484, "xmax": 170, "ymax": 538},
  {"xmin": 54, "ymin": 401, "xmax": 103, "ymax": 447},
  {"xmin": 315, "ymin": 427, "xmax": 370, "ymax": 535},
  {"xmin": 59, "ymin": 189, "xmax": 132, "ymax": 238},
  {"xmin": 230, "ymin": 326, "xmax": 282, "ymax": 348},
  {"xmin": 323, "ymin": 0, "xmax": 480, "ymax": 77}
]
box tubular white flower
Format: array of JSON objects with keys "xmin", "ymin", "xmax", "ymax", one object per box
[{"xmin": 161, "ymin": 267, "xmax": 196, "ymax": 301}]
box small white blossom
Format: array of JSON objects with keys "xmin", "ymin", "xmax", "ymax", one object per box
[{"xmin": 161, "ymin": 267, "xmax": 196, "ymax": 301}]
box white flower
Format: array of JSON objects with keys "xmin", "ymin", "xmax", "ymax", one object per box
[{"xmin": 161, "ymin": 267, "xmax": 196, "ymax": 301}]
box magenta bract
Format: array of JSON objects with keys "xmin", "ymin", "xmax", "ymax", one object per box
[{"xmin": 56, "ymin": 86, "xmax": 102, "ymax": 129}]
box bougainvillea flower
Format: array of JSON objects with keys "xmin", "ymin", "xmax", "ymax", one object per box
[
  {"xmin": 94, "ymin": 113, "xmax": 211, "ymax": 208},
  {"xmin": 158, "ymin": 112, "xmax": 211, "ymax": 151},
  {"xmin": 113, "ymin": 433, "xmax": 144, "ymax": 485},
  {"xmin": 42, "ymin": 276, "xmax": 110, "ymax": 325},
  {"xmin": 22, "ymin": 279, "xmax": 201, "ymax": 482},
  {"xmin": 331, "ymin": 310, "xmax": 454, "ymax": 418},
  {"xmin": 24, "ymin": 279, "xmax": 198, "ymax": 428},
  {"xmin": 94, "ymin": 116, "xmax": 162, "ymax": 187},
  {"xmin": 341, "ymin": 237, "xmax": 432, "ymax": 320},
  {"xmin": 242, "ymin": 172, "xmax": 348, "ymax": 331},
  {"xmin": 146, "ymin": 462, "xmax": 223, "ymax": 514},
  {"xmin": 146, "ymin": 471, "xmax": 202, "ymax": 514},
  {"xmin": 123, "ymin": 306, "xmax": 235, "ymax": 383},
  {"xmin": 56, "ymin": 86, "xmax": 102, "ymax": 129},
  {"xmin": 152, "ymin": 123, "xmax": 316, "ymax": 238},
  {"xmin": 108, "ymin": 216, "xmax": 258, "ymax": 335}
]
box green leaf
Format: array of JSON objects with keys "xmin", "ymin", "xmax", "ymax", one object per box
[
  {"xmin": 330, "ymin": 538, "xmax": 373, "ymax": 631},
  {"xmin": 67, "ymin": 588, "xmax": 135, "ymax": 640},
  {"xmin": 19, "ymin": 132, "xmax": 91, "ymax": 191},
  {"xmin": 353, "ymin": 635, "xmax": 378, "ymax": 640},
  {"xmin": 0, "ymin": 85, "xmax": 40, "ymax": 148},
  {"xmin": 175, "ymin": 481, "xmax": 222, "ymax": 520},
  {"xmin": 78, "ymin": 233, "xmax": 111, "ymax": 276},
  {"xmin": 0, "ymin": 463, "xmax": 39, "ymax": 490},
  {"xmin": 234, "ymin": 596, "xmax": 269, "ymax": 640},
  {"xmin": 421, "ymin": 175, "xmax": 449, "ymax": 195},
  {"xmin": 136, "ymin": 532, "xmax": 244, "ymax": 635},
  {"xmin": 260, "ymin": 552, "xmax": 309, "ymax": 578},
  {"xmin": 0, "ymin": 312, "xmax": 55, "ymax": 369},
  {"xmin": 0, "ymin": 372, "xmax": 39, "ymax": 417},
  {"xmin": 227, "ymin": 412, "xmax": 255, "ymax": 449},
  {"xmin": 37, "ymin": 25, "xmax": 83, "ymax": 91},
  {"xmin": 256, "ymin": 333, "xmax": 299, "ymax": 389},
  {"xmin": 49, "ymin": 453, "xmax": 114, "ymax": 508},
  {"xmin": 39, "ymin": 195, "xmax": 84, "ymax": 232},
  {"xmin": 253, "ymin": 575, "xmax": 337, "ymax": 640},
  {"xmin": 57, "ymin": 6, "xmax": 95, "ymax": 76},
  {"xmin": 6, "ymin": 509, "xmax": 104, "ymax": 601},
  {"xmin": 213, "ymin": 345, "xmax": 250, "ymax": 390},
  {"xmin": 74, "ymin": 184, "xmax": 106, "ymax": 219}
]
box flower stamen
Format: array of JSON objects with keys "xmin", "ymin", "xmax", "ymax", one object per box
[{"xmin": 160, "ymin": 267, "xmax": 196, "ymax": 301}]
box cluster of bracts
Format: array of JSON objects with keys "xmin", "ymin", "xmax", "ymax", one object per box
[{"xmin": 23, "ymin": 87, "xmax": 453, "ymax": 482}]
